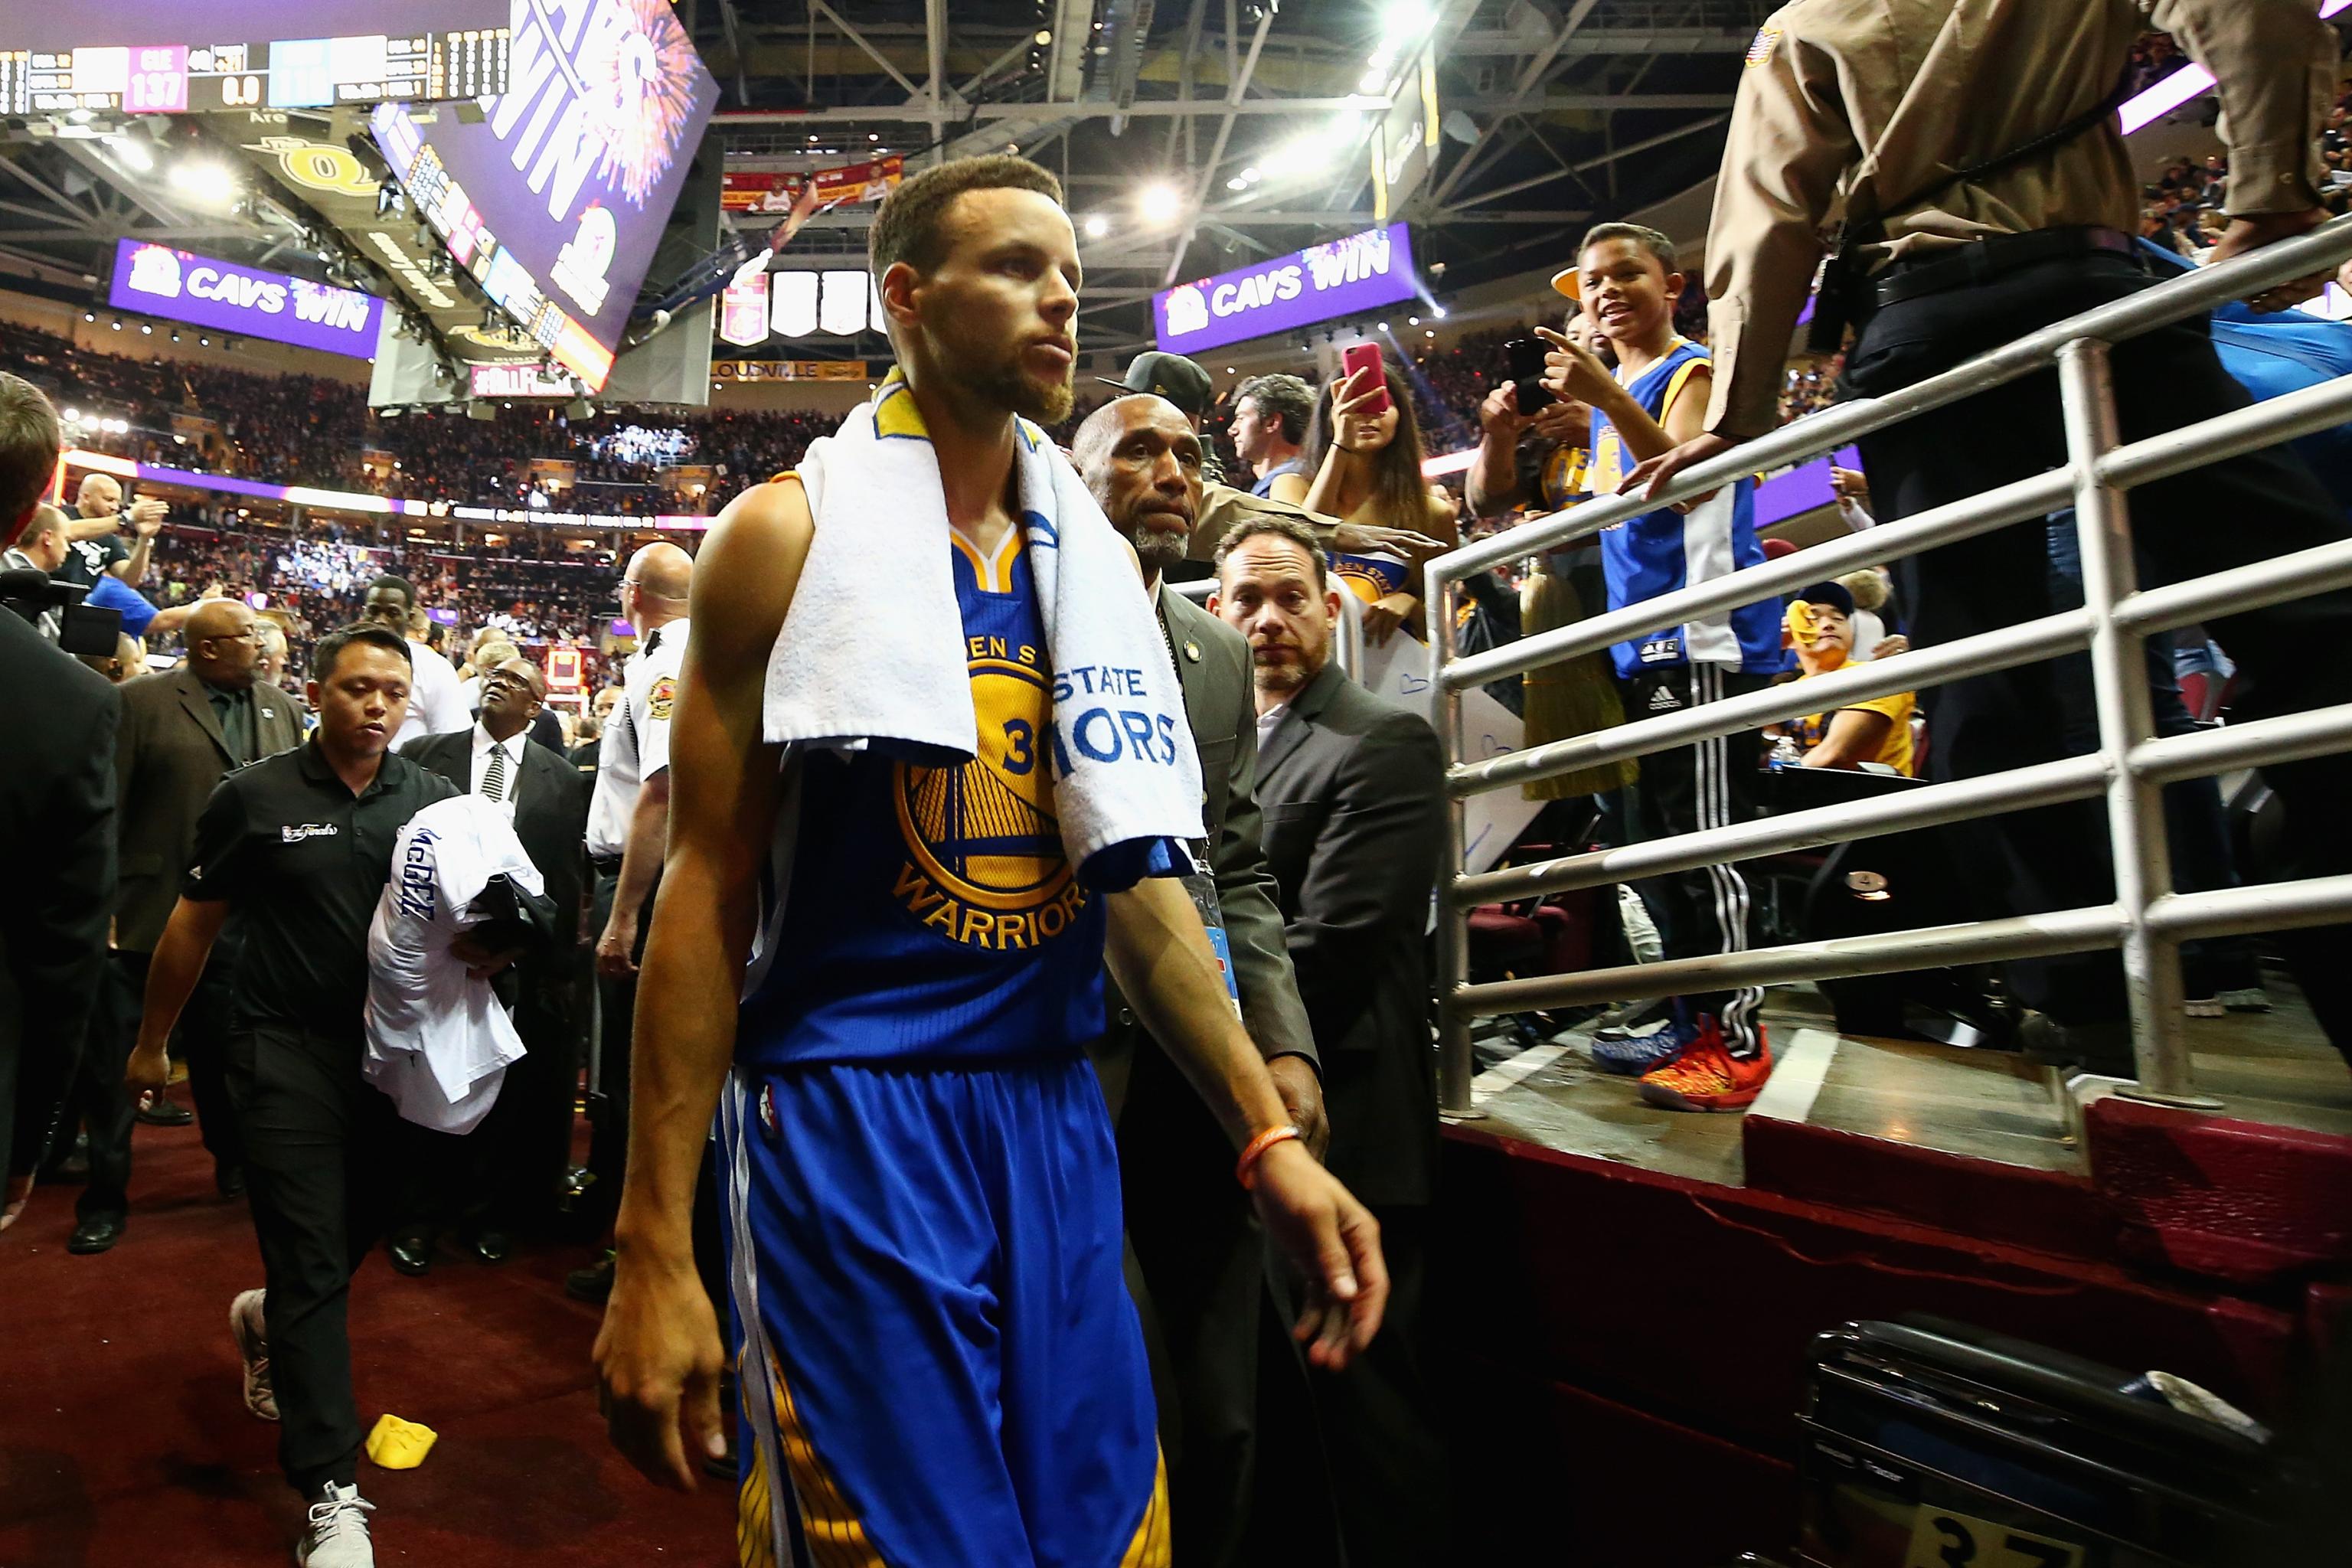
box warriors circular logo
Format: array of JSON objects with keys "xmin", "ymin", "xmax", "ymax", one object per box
[{"xmin": 891, "ymin": 654, "xmax": 1085, "ymax": 950}]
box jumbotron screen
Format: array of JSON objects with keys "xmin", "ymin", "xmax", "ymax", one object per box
[
  {"xmin": 0, "ymin": 3, "xmax": 511, "ymax": 114},
  {"xmin": 370, "ymin": 0, "xmax": 720, "ymax": 394}
]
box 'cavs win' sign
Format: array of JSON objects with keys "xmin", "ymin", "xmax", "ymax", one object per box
[{"xmin": 1152, "ymin": 223, "xmax": 1419, "ymax": 356}]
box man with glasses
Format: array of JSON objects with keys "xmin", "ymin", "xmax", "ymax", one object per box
[
  {"xmin": 570, "ymin": 541, "xmax": 693, "ymax": 1301},
  {"xmin": 395, "ymin": 658, "xmax": 590, "ymax": 1269}
]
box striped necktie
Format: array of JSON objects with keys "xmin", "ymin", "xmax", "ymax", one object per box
[{"xmin": 481, "ymin": 742, "xmax": 509, "ymax": 802}]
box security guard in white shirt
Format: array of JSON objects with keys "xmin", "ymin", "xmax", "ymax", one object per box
[{"xmin": 575, "ymin": 542, "xmax": 691, "ymax": 1275}]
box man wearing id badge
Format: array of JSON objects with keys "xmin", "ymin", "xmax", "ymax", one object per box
[{"xmin": 1071, "ymin": 392, "xmax": 1331, "ymax": 1564}]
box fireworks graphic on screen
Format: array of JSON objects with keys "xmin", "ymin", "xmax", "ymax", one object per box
[{"xmin": 576, "ymin": 0, "xmax": 706, "ymax": 208}]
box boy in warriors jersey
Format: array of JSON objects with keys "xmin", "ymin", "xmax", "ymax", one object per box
[
  {"xmin": 1539, "ymin": 223, "xmax": 1786, "ymax": 1111},
  {"xmin": 593, "ymin": 155, "xmax": 1387, "ymax": 1568}
]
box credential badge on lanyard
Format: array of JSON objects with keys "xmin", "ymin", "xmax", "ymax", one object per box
[{"xmin": 1178, "ymin": 840, "xmax": 1243, "ymax": 1018}]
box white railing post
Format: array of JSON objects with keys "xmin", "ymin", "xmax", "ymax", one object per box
[
  {"xmin": 1429, "ymin": 568, "xmax": 1479, "ymax": 1117},
  {"xmin": 2056, "ymin": 340, "xmax": 2216, "ymax": 1106}
]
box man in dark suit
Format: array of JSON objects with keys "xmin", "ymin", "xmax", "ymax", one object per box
[
  {"xmin": 395, "ymin": 656, "xmax": 588, "ymax": 1266},
  {"xmin": 1073, "ymin": 394, "xmax": 1331, "ymax": 1566},
  {"xmin": 0, "ymin": 371, "xmax": 118, "ymax": 1235},
  {"xmin": 1211, "ymin": 513, "xmax": 1449, "ymax": 1568},
  {"xmin": 68, "ymin": 598, "xmax": 304, "ymax": 1251}
]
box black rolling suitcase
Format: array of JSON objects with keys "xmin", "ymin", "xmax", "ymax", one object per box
[{"xmin": 1796, "ymin": 1317, "xmax": 2318, "ymax": 1568}]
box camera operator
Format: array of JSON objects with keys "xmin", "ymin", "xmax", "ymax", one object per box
[
  {"xmin": 0, "ymin": 371, "xmax": 119, "ymax": 1233},
  {"xmin": 59, "ymin": 472, "xmax": 165, "ymax": 590}
]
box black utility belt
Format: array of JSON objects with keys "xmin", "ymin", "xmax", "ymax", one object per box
[
  {"xmin": 590, "ymin": 853, "xmax": 625, "ymax": 877},
  {"xmin": 1868, "ymin": 225, "xmax": 2138, "ymax": 311}
]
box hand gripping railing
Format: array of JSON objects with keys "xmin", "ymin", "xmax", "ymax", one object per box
[{"xmin": 1423, "ymin": 215, "xmax": 2352, "ymax": 1116}]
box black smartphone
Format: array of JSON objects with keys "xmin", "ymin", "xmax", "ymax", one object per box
[{"xmin": 1504, "ymin": 337, "xmax": 1554, "ymax": 413}]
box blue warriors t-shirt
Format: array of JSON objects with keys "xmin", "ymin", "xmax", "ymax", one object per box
[
  {"xmin": 737, "ymin": 530, "xmax": 1108, "ymax": 1067},
  {"xmin": 1586, "ymin": 338, "xmax": 1785, "ymax": 680}
]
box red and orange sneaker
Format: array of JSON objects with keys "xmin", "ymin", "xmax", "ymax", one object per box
[{"xmin": 1638, "ymin": 1021, "xmax": 1772, "ymax": 1112}]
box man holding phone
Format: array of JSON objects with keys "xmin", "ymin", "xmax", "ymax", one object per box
[{"xmin": 59, "ymin": 472, "xmax": 165, "ymax": 590}]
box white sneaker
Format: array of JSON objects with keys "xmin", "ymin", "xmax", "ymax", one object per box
[
  {"xmin": 296, "ymin": 1481, "xmax": 375, "ymax": 1567},
  {"xmin": 230, "ymin": 1289, "xmax": 279, "ymax": 1422}
]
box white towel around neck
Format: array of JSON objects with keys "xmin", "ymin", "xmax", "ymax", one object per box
[{"xmin": 760, "ymin": 372, "xmax": 1204, "ymax": 887}]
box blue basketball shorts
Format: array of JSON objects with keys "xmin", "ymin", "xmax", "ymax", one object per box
[{"xmin": 719, "ymin": 1054, "xmax": 1170, "ymax": 1568}]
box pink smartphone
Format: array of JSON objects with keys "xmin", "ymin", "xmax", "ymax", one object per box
[{"xmin": 1340, "ymin": 342, "xmax": 1390, "ymax": 416}]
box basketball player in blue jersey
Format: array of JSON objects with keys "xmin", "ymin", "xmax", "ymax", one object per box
[
  {"xmin": 1537, "ymin": 223, "xmax": 1787, "ymax": 1112},
  {"xmin": 593, "ymin": 155, "xmax": 1388, "ymax": 1568}
]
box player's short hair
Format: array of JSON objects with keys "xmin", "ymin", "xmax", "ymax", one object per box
[
  {"xmin": 367, "ymin": 573, "xmax": 418, "ymax": 611},
  {"xmin": 1233, "ymin": 374, "xmax": 1315, "ymax": 444},
  {"xmin": 869, "ymin": 155, "xmax": 1066, "ymax": 281},
  {"xmin": 311, "ymin": 621, "xmax": 413, "ymax": 681},
  {"xmin": 1214, "ymin": 514, "xmax": 1327, "ymax": 588},
  {"xmin": 1578, "ymin": 221, "xmax": 1679, "ymax": 276},
  {"xmin": 0, "ymin": 371, "xmax": 61, "ymax": 546}
]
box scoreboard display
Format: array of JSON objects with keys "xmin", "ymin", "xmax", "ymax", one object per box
[{"xmin": 0, "ymin": 3, "xmax": 509, "ymax": 113}]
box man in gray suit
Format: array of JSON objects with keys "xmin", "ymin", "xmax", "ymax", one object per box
[
  {"xmin": 1073, "ymin": 394, "xmax": 1333, "ymax": 1566},
  {"xmin": 1210, "ymin": 513, "xmax": 1449, "ymax": 1568},
  {"xmin": 72, "ymin": 598, "xmax": 303, "ymax": 1251}
]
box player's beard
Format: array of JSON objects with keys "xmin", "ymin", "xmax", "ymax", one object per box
[{"xmin": 927, "ymin": 315, "xmax": 1074, "ymax": 425}]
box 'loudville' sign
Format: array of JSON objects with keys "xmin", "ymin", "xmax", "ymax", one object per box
[
  {"xmin": 1153, "ymin": 224, "xmax": 1419, "ymax": 356},
  {"xmin": 107, "ymin": 239, "xmax": 385, "ymax": 357}
]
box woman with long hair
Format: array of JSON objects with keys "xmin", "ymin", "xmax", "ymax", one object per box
[{"xmin": 1295, "ymin": 361, "xmax": 1459, "ymax": 642}]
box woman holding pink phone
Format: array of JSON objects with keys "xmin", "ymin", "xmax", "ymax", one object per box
[{"xmin": 1290, "ymin": 349, "xmax": 1459, "ymax": 645}]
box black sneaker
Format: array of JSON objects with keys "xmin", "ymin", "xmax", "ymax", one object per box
[{"xmin": 565, "ymin": 1251, "xmax": 616, "ymax": 1304}]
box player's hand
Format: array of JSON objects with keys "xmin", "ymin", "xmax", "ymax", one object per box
[
  {"xmin": 596, "ymin": 1246, "xmax": 728, "ymax": 1490},
  {"xmin": 1359, "ymin": 592, "xmax": 1417, "ymax": 646},
  {"xmin": 1250, "ymin": 1141, "xmax": 1387, "ymax": 1370},
  {"xmin": 1534, "ymin": 325, "xmax": 1618, "ymax": 408},
  {"xmin": 2208, "ymin": 207, "xmax": 2330, "ymax": 312},
  {"xmin": 1330, "ymin": 521, "xmax": 1446, "ymax": 565},
  {"xmin": 124, "ymin": 1042, "xmax": 172, "ymax": 1098},
  {"xmin": 1622, "ymin": 432, "xmax": 1743, "ymax": 505},
  {"xmin": 1266, "ymin": 1055, "xmax": 1329, "ymax": 1162},
  {"xmin": 596, "ymin": 916, "xmax": 639, "ymax": 978}
]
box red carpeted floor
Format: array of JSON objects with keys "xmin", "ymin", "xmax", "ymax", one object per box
[{"xmin": 0, "ymin": 1116, "xmax": 736, "ymax": 1567}]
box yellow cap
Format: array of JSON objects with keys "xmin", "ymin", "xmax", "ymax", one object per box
[
  {"xmin": 1550, "ymin": 266, "xmax": 1580, "ymax": 302},
  {"xmin": 364, "ymin": 1413, "xmax": 439, "ymax": 1470}
]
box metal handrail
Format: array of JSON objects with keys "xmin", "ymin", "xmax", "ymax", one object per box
[{"xmin": 1423, "ymin": 213, "xmax": 2352, "ymax": 1116}]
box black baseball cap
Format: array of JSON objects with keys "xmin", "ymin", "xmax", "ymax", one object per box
[
  {"xmin": 1795, "ymin": 580, "xmax": 1857, "ymax": 617},
  {"xmin": 1099, "ymin": 351, "xmax": 1214, "ymax": 419}
]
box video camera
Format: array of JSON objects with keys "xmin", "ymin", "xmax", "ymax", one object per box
[{"xmin": 1, "ymin": 567, "xmax": 124, "ymax": 657}]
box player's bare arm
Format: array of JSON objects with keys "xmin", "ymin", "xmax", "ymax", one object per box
[
  {"xmin": 1104, "ymin": 874, "xmax": 1390, "ymax": 1369},
  {"xmin": 598, "ymin": 477, "xmax": 812, "ymax": 1491}
]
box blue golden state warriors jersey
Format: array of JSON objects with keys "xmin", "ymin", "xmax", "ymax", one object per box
[
  {"xmin": 1586, "ymin": 338, "xmax": 1785, "ymax": 681},
  {"xmin": 738, "ymin": 530, "xmax": 1108, "ymax": 1066}
]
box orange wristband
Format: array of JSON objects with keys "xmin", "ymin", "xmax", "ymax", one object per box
[{"xmin": 1235, "ymin": 1125, "xmax": 1302, "ymax": 1191}]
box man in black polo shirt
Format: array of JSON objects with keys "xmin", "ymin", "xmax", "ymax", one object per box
[{"xmin": 127, "ymin": 621, "xmax": 462, "ymax": 1568}]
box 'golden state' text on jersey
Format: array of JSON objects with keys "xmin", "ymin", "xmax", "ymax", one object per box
[{"xmin": 737, "ymin": 529, "xmax": 1109, "ymax": 1066}]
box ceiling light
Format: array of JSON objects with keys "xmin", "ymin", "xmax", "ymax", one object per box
[
  {"xmin": 1377, "ymin": 321, "xmax": 1388, "ymax": 331},
  {"xmin": 868, "ymin": 132, "xmax": 880, "ymax": 141},
  {"xmin": 140, "ymin": 322, "xmax": 152, "ymax": 335},
  {"xmin": 1384, "ymin": 0, "xmax": 1433, "ymax": 38},
  {"xmin": 1035, "ymin": 28, "xmax": 1052, "ymax": 43},
  {"xmin": 807, "ymin": 133, "xmax": 819, "ymax": 142},
  {"xmin": 1425, "ymin": 329, "xmax": 1435, "ymax": 338},
  {"xmin": 61, "ymin": 407, "xmax": 79, "ymax": 423},
  {"xmin": 1225, "ymin": 176, "xmax": 1248, "ymax": 191},
  {"xmin": 82, "ymin": 310, "xmax": 94, "ymax": 322},
  {"xmin": 1432, "ymin": 305, "xmax": 1448, "ymax": 318},
  {"xmin": 1358, "ymin": 68, "xmax": 1387, "ymax": 94},
  {"xmin": 67, "ymin": 107, "xmax": 94, "ymax": 125},
  {"xmin": 110, "ymin": 318, "xmax": 122, "ymax": 330},
  {"xmin": 1083, "ymin": 213, "xmax": 1109, "ymax": 238},
  {"xmin": 1137, "ymin": 181, "xmax": 1184, "ymax": 226},
  {"xmin": 169, "ymin": 160, "xmax": 238, "ymax": 204},
  {"xmin": 1409, "ymin": 315, "xmax": 1420, "ymax": 325},
  {"xmin": 1240, "ymin": 167, "xmax": 1260, "ymax": 183},
  {"xmin": 109, "ymin": 136, "xmax": 154, "ymax": 172},
  {"xmin": 198, "ymin": 335, "xmax": 210, "ymax": 346}
]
